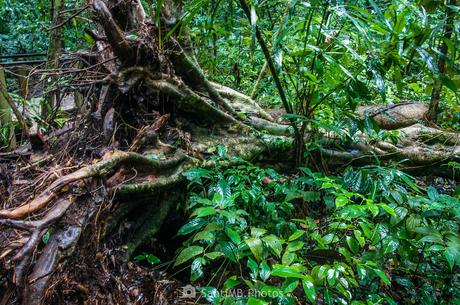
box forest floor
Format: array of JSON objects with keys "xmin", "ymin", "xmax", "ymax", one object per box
[{"xmin": 1, "ymin": 147, "xmax": 457, "ymax": 305}]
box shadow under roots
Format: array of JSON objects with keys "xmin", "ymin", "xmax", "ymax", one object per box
[{"xmin": 133, "ymin": 207, "xmax": 189, "ymax": 279}]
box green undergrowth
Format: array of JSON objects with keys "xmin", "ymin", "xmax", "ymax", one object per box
[{"xmin": 170, "ymin": 147, "xmax": 460, "ymax": 305}]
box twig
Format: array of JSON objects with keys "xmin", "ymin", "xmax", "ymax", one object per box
[{"xmin": 47, "ymin": 5, "xmax": 90, "ymax": 31}]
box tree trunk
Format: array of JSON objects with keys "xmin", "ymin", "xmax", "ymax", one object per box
[
  {"xmin": 16, "ymin": 65, "xmax": 29, "ymax": 100},
  {"xmin": 250, "ymin": 61, "xmax": 267, "ymax": 99},
  {"xmin": 42, "ymin": 0, "xmax": 65, "ymax": 121},
  {"xmin": 427, "ymin": 0, "xmax": 456, "ymax": 123},
  {"xmin": 0, "ymin": 68, "xmax": 16, "ymax": 150}
]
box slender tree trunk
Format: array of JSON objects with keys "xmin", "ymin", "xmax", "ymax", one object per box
[
  {"xmin": 428, "ymin": 0, "xmax": 456, "ymax": 123},
  {"xmin": 250, "ymin": 61, "xmax": 267, "ymax": 99},
  {"xmin": 42, "ymin": 0, "xmax": 65, "ymax": 121},
  {"xmin": 238, "ymin": 0, "xmax": 304, "ymax": 166},
  {"xmin": 17, "ymin": 65, "xmax": 29, "ymax": 99},
  {"xmin": 0, "ymin": 68, "xmax": 16, "ymax": 150},
  {"xmin": 73, "ymin": 62, "xmax": 84, "ymax": 112},
  {"xmin": 250, "ymin": 2, "xmax": 291, "ymax": 99},
  {"xmin": 0, "ymin": 70, "xmax": 46, "ymax": 151}
]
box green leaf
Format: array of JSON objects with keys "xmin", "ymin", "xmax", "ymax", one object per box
[
  {"xmin": 205, "ymin": 251, "xmax": 224, "ymax": 260},
  {"xmin": 416, "ymin": 227, "xmax": 443, "ymax": 244},
  {"xmin": 174, "ymin": 246, "xmax": 204, "ymax": 267},
  {"xmin": 191, "ymin": 257, "xmax": 204, "ymax": 282},
  {"xmin": 83, "ymin": 32, "xmax": 94, "ymax": 45},
  {"xmin": 419, "ymin": 234, "xmax": 443, "ymax": 244},
  {"xmin": 146, "ymin": 254, "xmax": 160, "ymax": 265},
  {"xmin": 282, "ymin": 251, "xmax": 296, "ymax": 265},
  {"xmin": 427, "ymin": 187, "xmax": 439, "ymax": 201},
  {"xmin": 396, "ymin": 172, "xmax": 419, "ymax": 192},
  {"xmin": 260, "ymin": 261, "xmax": 271, "ymax": 281},
  {"xmin": 346, "ymin": 236, "xmax": 360, "ymax": 254},
  {"xmin": 193, "ymin": 207, "xmax": 217, "ymax": 218},
  {"xmin": 281, "ymin": 278, "xmax": 299, "ymax": 293},
  {"xmin": 251, "ymin": 227, "xmax": 267, "ymax": 238},
  {"xmin": 359, "ymin": 222, "xmax": 373, "ymax": 238},
  {"xmin": 286, "ymin": 241, "xmax": 304, "ymax": 253},
  {"xmin": 42, "ymin": 229, "xmax": 51, "ymax": 245},
  {"xmin": 248, "ymin": 297, "xmax": 268, "ymax": 305},
  {"xmin": 271, "ymin": 265, "xmax": 306, "ymax": 279},
  {"xmin": 134, "ymin": 254, "xmax": 146, "ymax": 261},
  {"xmin": 322, "ymin": 233, "xmax": 339, "ymax": 244},
  {"xmin": 383, "ymin": 238, "xmax": 399, "ymax": 254},
  {"xmin": 248, "ymin": 257, "xmax": 259, "ymax": 280},
  {"xmin": 193, "ymin": 231, "xmax": 215, "ymax": 242},
  {"xmin": 390, "ymin": 191, "xmax": 404, "ymax": 205},
  {"xmin": 286, "ymin": 191, "xmax": 303, "ymax": 202},
  {"xmin": 366, "ymin": 204, "xmax": 379, "ymax": 217},
  {"xmin": 288, "ymin": 230, "xmax": 305, "ymax": 241},
  {"xmin": 379, "ymin": 204, "xmax": 396, "ymax": 216},
  {"xmin": 224, "ymin": 276, "xmax": 240, "ymax": 290},
  {"xmin": 195, "ymin": 198, "xmax": 213, "ymax": 206},
  {"xmin": 245, "ymin": 238, "xmax": 264, "ymax": 262},
  {"xmin": 338, "ymin": 277, "xmax": 349, "ymax": 290},
  {"xmin": 183, "ymin": 168, "xmax": 212, "ymax": 182},
  {"xmin": 225, "ymin": 227, "xmax": 241, "ymax": 245},
  {"xmin": 354, "ymin": 230, "xmax": 365, "ymax": 247},
  {"xmin": 218, "ymin": 210, "xmax": 237, "ymax": 222},
  {"xmin": 373, "ymin": 268, "xmax": 391, "ymax": 286},
  {"xmin": 262, "ymin": 235, "xmax": 283, "ymax": 258},
  {"xmin": 321, "ymin": 182, "xmax": 334, "ymax": 189},
  {"xmin": 178, "ymin": 218, "xmax": 207, "ymax": 236},
  {"xmin": 327, "ymin": 268, "xmax": 338, "ymax": 286},
  {"xmin": 416, "ymin": 47, "xmax": 438, "ymax": 74},
  {"xmin": 302, "ymin": 277, "xmax": 316, "ymax": 303},
  {"xmin": 390, "ymin": 207, "xmax": 408, "ymax": 226},
  {"xmin": 125, "ymin": 32, "xmax": 139, "ymax": 40},
  {"xmin": 445, "ymin": 240, "xmax": 460, "ymax": 270},
  {"xmin": 357, "ymin": 265, "xmax": 367, "ymax": 281},
  {"xmin": 217, "ymin": 145, "xmax": 228, "ymax": 159},
  {"xmin": 219, "ymin": 241, "xmax": 239, "ymax": 263},
  {"xmin": 217, "ymin": 179, "xmax": 231, "ymax": 199},
  {"xmin": 335, "ymin": 195, "xmax": 349, "ymax": 208},
  {"xmin": 440, "ymin": 74, "xmax": 459, "ymax": 92}
]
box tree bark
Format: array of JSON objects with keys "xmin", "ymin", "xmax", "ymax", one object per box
[
  {"xmin": 427, "ymin": 0, "xmax": 457, "ymax": 123},
  {"xmin": 0, "ymin": 68, "xmax": 16, "ymax": 150},
  {"xmin": 42, "ymin": 0, "xmax": 65, "ymax": 121},
  {"xmin": 16, "ymin": 65, "xmax": 29, "ymax": 99}
]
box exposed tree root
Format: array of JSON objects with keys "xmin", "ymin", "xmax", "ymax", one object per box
[
  {"xmin": 1, "ymin": 198, "xmax": 73, "ymax": 286},
  {"xmin": 0, "ymin": 150, "xmax": 189, "ymax": 219},
  {"xmin": 24, "ymin": 224, "xmax": 85, "ymax": 305},
  {"xmin": 357, "ymin": 102, "xmax": 430, "ymax": 129}
]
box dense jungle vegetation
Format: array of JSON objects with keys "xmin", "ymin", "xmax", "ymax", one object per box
[{"xmin": 0, "ymin": 0, "xmax": 459, "ymax": 304}]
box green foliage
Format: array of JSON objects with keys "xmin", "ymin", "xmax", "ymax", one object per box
[
  {"xmin": 0, "ymin": 0, "xmax": 92, "ymax": 54},
  {"xmin": 0, "ymin": 116, "xmax": 16, "ymax": 143},
  {"xmin": 0, "ymin": 0, "xmax": 49, "ymax": 53},
  {"xmin": 188, "ymin": 0, "xmax": 459, "ymax": 129},
  {"xmin": 134, "ymin": 252, "xmax": 161, "ymax": 265},
  {"xmin": 175, "ymin": 160, "xmax": 460, "ymax": 304}
]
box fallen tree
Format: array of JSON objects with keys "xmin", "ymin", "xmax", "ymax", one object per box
[{"xmin": 0, "ymin": 0, "xmax": 458, "ymax": 304}]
